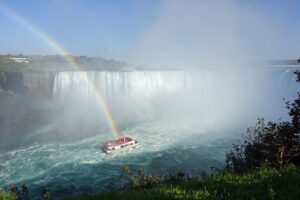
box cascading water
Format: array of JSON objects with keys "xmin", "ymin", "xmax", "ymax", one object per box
[
  {"xmin": 52, "ymin": 71, "xmax": 214, "ymax": 100},
  {"xmin": 52, "ymin": 69, "xmax": 297, "ymax": 100},
  {"xmin": 51, "ymin": 69, "xmax": 298, "ymax": 127},
  {"xmin": 0, "ymin": 68, "xmax": 298, "ymax": 199}
]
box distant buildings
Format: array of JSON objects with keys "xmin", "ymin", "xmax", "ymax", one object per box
[{"xmin": 8, "ymin": 57, "xmax": 30, "ymax": 63}]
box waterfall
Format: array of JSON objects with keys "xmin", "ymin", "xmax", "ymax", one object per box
[
  {"xmin": 52, "ymin": 69, "xmax": 297, "ymax": 101},
  {"xmin": 51, "ymin": 69, "xmax": 298, "ymax": 124},
  {"xmin": 52, "ymin": 71, "xmax": 215, "ymax": 101}
]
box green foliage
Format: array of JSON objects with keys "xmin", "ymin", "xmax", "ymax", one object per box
[
  {"xmin": 0, "ymin": 61, "xmax": 27, "ymax": 72},
  {"xmin": 0, "ymin": 54, "xmax": 128, "ymax": 72},
  {"xmin": 122, "ymin": 165, "xmax": 166, "ymax": 189},
  {"xmin": 225, "ymin": 71, "xmax": 300, "ymax": 173},
  {"xmin": 122, "ymin": 164, "xmax": 131, "ymax": 174},
  {"xmin": 0, "ymin": 188, "xmax": 17, "ymax": 200},
  {"xmin": 122, "ymin": 165, "xmax": 189, "ymax": 190},
  {"xmin": 67, "ymin": 165, "xmax": 300, "ymax": 200},
  {"xmin": 0, "ymin": 185, "xmax": 49, "ymax": 200}
]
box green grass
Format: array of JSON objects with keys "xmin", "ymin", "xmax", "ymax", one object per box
[
  {"xmin": 68, "ymin": 166, "xmax": 300, "ymax": 200},
  {"xmin": 0, "ymin": 189, "xmax": 16, "ymax": 200}
]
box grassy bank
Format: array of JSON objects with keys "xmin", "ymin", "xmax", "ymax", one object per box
[{"xmin": 68, "ymin": 165, "xmax": 300, "ymax": 200}]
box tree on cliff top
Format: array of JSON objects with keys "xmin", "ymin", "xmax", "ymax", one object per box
[{"xmin": 226, "ymin": 71, "xmax": 300, "ymax": 173}]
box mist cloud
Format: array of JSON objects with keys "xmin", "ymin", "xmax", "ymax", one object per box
[{"xmin": 132, "ymin": 0, "xmax": 287, "ymax": 67}]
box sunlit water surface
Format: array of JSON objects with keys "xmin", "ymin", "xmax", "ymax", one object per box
[{"xmin": 0, "ymin": 119, "xmax": 235, "ymax": 198}]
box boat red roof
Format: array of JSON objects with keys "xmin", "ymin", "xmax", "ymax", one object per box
[{"xmin": 105, "ymin": 136, "xmax": 134, "ymax": 147}]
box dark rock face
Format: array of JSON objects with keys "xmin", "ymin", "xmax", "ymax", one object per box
[
  {"xmin": 0, "ymin": 71, "xmax": 56, "ymax": 139},
  {"xmin": 0, "ymin": 71, "xmax": 56, "ymax": 98},
  {"xmin": 22, "ymin": 71, "xmax": 56, "ymax": 97},
  {"xmin": 0, "ymin": 71, "xmax": 28, "ymax": 95}
]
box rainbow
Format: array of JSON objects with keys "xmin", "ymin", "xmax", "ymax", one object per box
[{"xmin": 0, "ymin": 4, "xmax": 120, "ymax": 137}]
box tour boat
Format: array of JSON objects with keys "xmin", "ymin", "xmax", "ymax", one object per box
[{"xmin": 103, "ymin": 136, "xmax": 138, "ymax": 153}]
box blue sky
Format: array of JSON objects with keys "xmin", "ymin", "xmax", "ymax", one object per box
[
  {"xmin": 0, "ymin": 0, "xmax": 299, "ymax": 65},
  {"xmin": 0, "ymin": 0, "xmax": 162, "ymax": 57}
]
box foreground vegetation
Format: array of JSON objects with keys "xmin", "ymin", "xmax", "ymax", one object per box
[
  {"xmin": 1, "ymin": 166, "xmax": 299, "ymax": 200},
  {"xmin": 67, "ymin": 165, "xmax": 300, "ymax": 200}
]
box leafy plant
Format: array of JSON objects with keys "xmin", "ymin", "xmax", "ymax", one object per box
[{"xmin": 226, "ymin": 71, "xmax": 300, "ymax": 173}]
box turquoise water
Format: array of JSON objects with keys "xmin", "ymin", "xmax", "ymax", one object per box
[{"xmin": 0, "ymin": 119, "xmax": 235, "ymax": 198}]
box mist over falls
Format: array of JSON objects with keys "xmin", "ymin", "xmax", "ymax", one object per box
[
  {"xmin": 0, "ymin": 68, "xmax": 298, "ymax": 145},
  {"xmin": 51, "ymin": 69, "xmax": 298, "ymax": 134},
  {"xmin": 0, "ymin": 68, "xmax": 298, "ymax": 140}
]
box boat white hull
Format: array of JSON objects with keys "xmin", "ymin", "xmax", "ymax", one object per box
[{"xmin": 104, "ymin": 143, "xmax": 138, "ymax": 154}]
